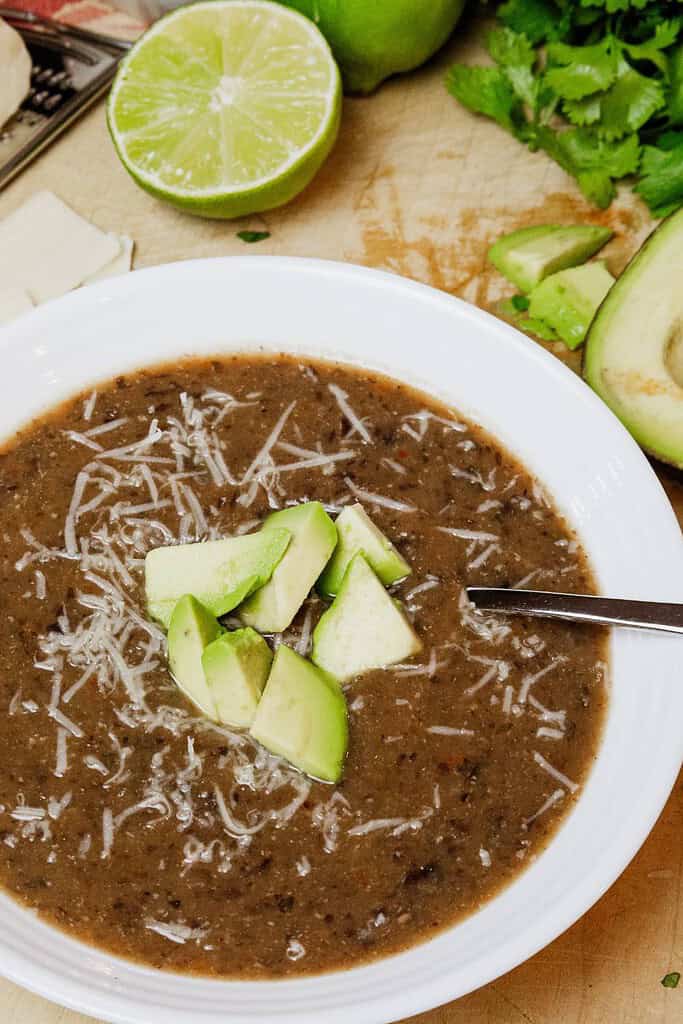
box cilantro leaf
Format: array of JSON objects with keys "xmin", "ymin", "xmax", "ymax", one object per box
[
  {"xmin": 446, "ymin": 65, "xmax": 521, "ymax": 133},
  {"xmin": 669, "ymin": 45, "xmax": 683, "ymax": 125},
  {"xmin": 635, "ymin": 139, "xmax": 683, "ymax": 214},
  {"xmin": 598, "ymin": 60, "xmax": 666, "ymax": 139},
  {"xmin": 236, "ymin": 230, "xmax": 271, "ymax": 243},
  {"xmin": 623, "ymin": 20, "xmax": 680, "ymax": 72},
  {"xmin": 545, "ymin": 39, "xmax": 619, "ymax": 100},
  {"xmin": 559, "ymin": 53, "xmax": 666, "ymax": 139},
  {"xmin": 511, "ymin": 294, "xmax": 530, "ymax": 311},
  {"xmin": 639, "ymin": 143, "xmax": 670, "ymax": 177},
  {"xmin": 630, "ymin": 4, "xmax": 683, "ymax": 44},
  {"xmin": 657, "ymin": 130, "xmax": 683, "ymax": 149},
  {"xmin": 445, "ymin": 0, "xmax": 683, "ymax": 210},
  {"xmin": 498, "ymin": 0, "xmax": 564, "ymax": 45},
  {"xmin": 580, "ymin": 0, "xmax": 652, "ymax": 11},
  {"xmin": 506, "ymin": 66, "xmax": 541, "ymax": 110},
  {"xmin": 532, "ymin": 126, "xmax": 640, "ymax": 206},
  {"xmin": 563, "ymin": 95, "xmax": 602, "ymax": 126},
  {"xmin": 487, "ymin": 28, "xmax": 539, "ymax": 109},
  {"xmin": 577, "ymin": 171, "xmax": 617, "ymax": 207},
  {"xmin": 487, "ymin": 27, "xmax": 535, "ymax": 69},
  {"xmin": 661, "ymin": 972, "xmax": 680, "ymax": 989},
  {"xmin": 558, "ymin": 128, "xmax": 641, "ymax": 177}
]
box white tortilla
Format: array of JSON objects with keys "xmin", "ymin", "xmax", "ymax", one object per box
[
  {"xmin": 0, "ymin": 18, "xmax": 32, "ymax": 130},
  {"xmin": 85, "ymin": 235, "xmax": 135, "ymax": 283},
  {"xmin": 0, "ymin": 286, "xmax": 33, "ymax": 326},
  {"xmin": 0, "ymin": 191, "xmax": 121, "ymax": 303}
]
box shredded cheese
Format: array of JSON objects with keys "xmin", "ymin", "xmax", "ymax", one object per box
[
  {"xmin": 533, "ymin": 752, "xmax": 579, "ymax": 793},
  {"xmin": 344, "ymin": 477, "xmax": 416, "ymax": 513},
  {"xmin": 523, "ymin": 788, "xmax": 565, "ymax": 827},
  {"xmin": 328, "ymin": 384, "xmax": 372, "ymax": 443},
  {"xmin": 427, "ymin": 725, "xmax": 475, "ymax": 736},
  {"xmin": 54, "ymin": 728, "xmax": 68, "ymax": 778}
]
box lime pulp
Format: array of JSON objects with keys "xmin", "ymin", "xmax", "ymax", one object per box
[{"xmin": 107, "ymin": 0, "xmax": 341, "ymax": 219}]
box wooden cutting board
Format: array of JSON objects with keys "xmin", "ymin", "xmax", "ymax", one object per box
[{"xmin": 0, "ymin": 14, "xmax": 680, "ymax": 1024}]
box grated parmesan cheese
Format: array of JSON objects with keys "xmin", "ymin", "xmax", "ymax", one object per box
[
  {"xmin": 344, "ymin": 477, "xmax": 416, "ymax": 513},
  {"xmin": 54, "ymin": 728, "xmax": 68, "ymax": 778},
  {"xmin": 145, "ymin": 918, "xmax": 208, "ymax": 945},
  {"xmin": 403, "ymin": 577, "xmax": 439, "ymax": 602},
  {"xmin": 286, "ymin": 938, "xmax": 306, "ymax": 961},
  {"xmin": 348, "ymin": 808, "xmax": 433, "ymax": 838},
  {"xmin": 328, "ymin": 384, "xmax": 372, "ymax": 443},
  {"xmin": 532, "ymin": 752, "xmax": 579, "ymax": 793},
  {"xmin": 34, "ymin": 570, "xmax": 46, "ymax": 600},
  {"xmin": 518, "ymin": 657, "xmax": 568, "ymax": 705},
  {"xmin": 536, "ymin": 726, "xmax": 565, "ymax": 741},
  {"xmin": 437, "ymin": 526, "xmax": 499, "ymax": 543},
  {"xmin": 296, "ymin": 855, "xmax": 311, "ymax": 877},
  {"xmin": 523, "ymin": 788, "xmax": 565, "ymax": 827},
  {"xmin": 427, "ymin": 725, "xmax": 475, "ymax": 736},
  {"xmin": 101, "ymin": 808, "xmax": 114, "ymax": 858},
  {"xmin": 311, "ymin": 792, "xmax": 351, "ymax": 853}
]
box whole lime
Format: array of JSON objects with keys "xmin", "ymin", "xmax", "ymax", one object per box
[{"xmin": 280, "ymin": 0, "xmax": 467, "ymax": 94}]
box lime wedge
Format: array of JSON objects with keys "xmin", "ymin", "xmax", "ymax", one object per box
[{"xmin": 107, "ymin": 0, "xmax": 341, "ymax": 219}]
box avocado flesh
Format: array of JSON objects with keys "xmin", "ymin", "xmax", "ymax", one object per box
[
  {"xmin": 202, "ymin": 628, "xmax": 272, "ymax": 729},
  {"xmin": 318, "ymin": 502, "xmax": 411, "ymax": 598},
  {"xmin": 240, "ymin": 502, "xmax": 337, "ymax": 633},
  {"xmin": 529, "ymin": 262, "xmax": 615, "ymax": 350},
  {"xmin": 584, "ymin": 208, "xmax": 683, "ymax": 468},
  {"xmin": 250, "ymin": 644, "xmax": 348, "ymax": 783},
  {"xmin": 145, "ymin": 529, "xmax": 291, "ymax": 629},
  {"xmin": 489, "ymin": 224, "xmax": 613, "ymax": 293},
  {"xmin": 167, "ymin": 595, "xmax": 222, "ymax": 718},
  {"xmin": 312, "ymin": 553, "xmax": 422, "ymax": 682}
]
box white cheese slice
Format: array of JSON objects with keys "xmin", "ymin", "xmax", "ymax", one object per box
[
  {"xmin": 0, "ymin": 191, "xmax": 121, "ymax": 303},
  {"xmin": 0, "ymin": 286, "xmax": 34, "ymax": 326},
  {"xmin": 85, "ymin": 235, "xmax": 135, "ymax": 283},
  {"xmin": 0, "ymin": 18, "xmax": 31, "ymax": 131}
]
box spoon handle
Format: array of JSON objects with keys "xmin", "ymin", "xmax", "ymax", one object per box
[{"xmin": 466, "ymin": 588, "xmax": 683, "ymax": 635}]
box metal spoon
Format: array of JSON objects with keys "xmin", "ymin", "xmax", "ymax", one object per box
[{"xmin": 466, "ymin": 588, "xmax": 683, "ymax": 636}]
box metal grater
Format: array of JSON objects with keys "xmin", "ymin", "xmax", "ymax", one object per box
[{"xmin": 0, "ymin": 7, "xmax": 130, "ymax": 191}]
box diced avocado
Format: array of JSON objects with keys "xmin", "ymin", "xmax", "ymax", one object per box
[
  {"xmin": 250, "ymin": 644, "xmax": 347, "ymax": 783},
  {"xmin": 489, "ymin": 224, "xmax": 613, "ymax": 293},
  {"xmin": 318, "ymin": 502, "xmax": 412, "ymax": 598},
  {"xmin": 201, "ymin": 628, "xmax": 272, "ymax": 729},
  {"xmin": 495, "ymin": 300, "xmax": 559, "ymax": 340},
  {"xmin": 584, "ymin": 207, "xmax": 683, "ymax": 468},
  {"xmin": 167, "ymin": 595, "xmax": 222, "ymax": 718},
  {"xmin": 312, "ymin": 554, "xmax": 421, "ymax": 682},
  {"xmin": 528, "ymin": 262, "xmax": 615, "ymax": 350},
  {"xmin": 240, "ymin": 502, "xmax": 337, "ymax": 633},
  {"xmin": 145, "ymin": 529, "xmax": 291, "ymax": 629},
  {"xmin": 518, "ymin": 317, "xmax": 559, "ymax": 342}
]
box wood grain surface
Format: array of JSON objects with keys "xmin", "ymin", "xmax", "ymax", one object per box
[{"xmin": 0, "ymin": 15, "xmax": 680, "ymax": 1024}]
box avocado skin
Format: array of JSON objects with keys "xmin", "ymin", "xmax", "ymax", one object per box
[{"xmin": 583, "ymin": 206, "xmax": 683, "ymax": 469}]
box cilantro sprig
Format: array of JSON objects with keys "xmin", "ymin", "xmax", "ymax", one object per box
[{"xmin": 446, "ymin": 1, "xmax": 683, "ymax": 213}]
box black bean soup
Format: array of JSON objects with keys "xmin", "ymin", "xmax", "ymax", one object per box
[{"xmin": 0, "ymin": 355, "xmax": 607, "ymax": 976}]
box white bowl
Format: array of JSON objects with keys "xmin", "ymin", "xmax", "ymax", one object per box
[{"xmin": 1, "ymin": 258, "xmax": 681, "ymax": 1024}]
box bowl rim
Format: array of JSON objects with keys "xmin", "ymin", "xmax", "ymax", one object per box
[{"xmin": 0, "ymin": 256, "xmax": 681, "ymax": 1024}]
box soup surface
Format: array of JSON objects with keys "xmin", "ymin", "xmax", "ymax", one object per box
[{"xmin": 0, "ymin": 356, "xmax": 607, "ymax": 977}]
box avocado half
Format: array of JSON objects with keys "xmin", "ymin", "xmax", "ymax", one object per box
[{"xmin": 584, "ymin": 207, "xmax": 683, "ymax": 469}]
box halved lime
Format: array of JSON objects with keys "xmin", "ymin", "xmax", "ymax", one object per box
[{"xmin": 107, "ymin": 0, "xmax": 341, "ymax": 219}]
